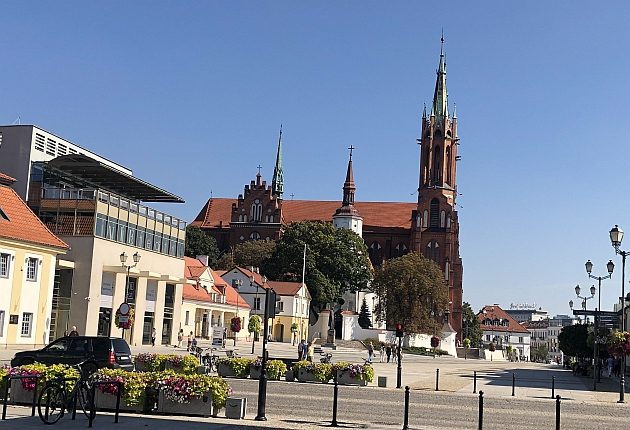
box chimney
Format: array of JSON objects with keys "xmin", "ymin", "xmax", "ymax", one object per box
[{"xmin": 196, "ymin": 255, "xmax": 209, "ymax": 266}]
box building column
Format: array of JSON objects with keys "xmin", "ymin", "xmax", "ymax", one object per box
[
  {"xmin": 132, "ymin": 277, "xmax": 147, "ymax": 347},
  {"xmin": 154, "ymin": 281, "xmax": 166, "ymax": 344}
]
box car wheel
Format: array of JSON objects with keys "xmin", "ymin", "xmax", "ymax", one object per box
[{"xmin": 81, "ymin": 362, "xmax": 98, "ymax": 376}]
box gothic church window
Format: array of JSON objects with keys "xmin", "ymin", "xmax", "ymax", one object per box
[
  {"xmin": 249, "ymin": 231, "xmax": 261, "ymax": 240},
  {"xmin": 446, "ymin": 146, "xmax": 452, "ymax": 185},
  {"xmin": 446, "ymin": 213, "xmax": 451, "ymax": 229},
  {"xmin": 430, "ymin": 199, "xmax": 439, "ymax": 228},
  {"xmin": 422, "ymin": 210, "xmax": 428, "ymax": 228},
  {"xmin": 432, "ymin": 146, "xmax": 441, "ymax": 184},
  {"xmin": 250, "ymin": 199, "xmax": 262, "ymax": 222},
  {"xmin": 425, "ymin": 240, "xmax": 439, "ymax": 262},
  {"xmin": 393, "ymin": 243, "xmax": 408, "ymax": 258},
  {"xmin": 368, "ymin": 242, "xmax": 383, "ymax": 266},
  {"xmin": 440, "ymin": 211, "xmax": 446, "ymax": 228}
]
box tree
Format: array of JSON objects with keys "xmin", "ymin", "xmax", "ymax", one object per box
[
  {"xmin": 461, "ymin": 302, "xmax": 482, "ymax": 347},
  {"xmin": 263, "ymin": 221, "xmax": 372, "ymax": 308},
  {"xmin": 558, "ymin": 324, "xmax": 592, "ymax": 358},
  {"xmin": 233, "ymin": 240, "xmax": 276, "ymax": 269},
  {"xmin": 248, "ymin": 315, "xmax": 261, "ymax": 335},
  {"xmin": 185, "ymin": 226, "xmax": 220, "ymax": 266},
  {"xmin": 531, "ymin": 344, "xmax": 549, "ymax": 362},
  {"xmin": 215, "ymin": 252, "xmax": 235, "ymax": 270},
  {"xmin": 371, "ymin": 252, "xmax": 448, "ymax": 335},
  {"xmin": 358, "ymin": 298, "xmax": 372, "ymax": 329}
]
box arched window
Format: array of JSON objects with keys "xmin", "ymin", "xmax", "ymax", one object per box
[
  {"xmin": 422, "ymin": 210, "xmax": 429, "ymax": 228},
  {"xmin": 430, "ymin": 199, "xmax": 439, "ymax": 228},
  {"xmin": 445, "ymin": 146, "xmax": 452, "ymax": 185},
  {"xmin": 432, "ymin": 145, "xmax": 441, "ymax": 184},
  {"xmin": 250, "ymin": 199, "xmax": 263, "ymax": 222},
  {"xmin": 440, "ymin": 210, "xmax": 446, "ymax": 228},
  {"xmin": 424, "ymin": 147, "xmax": 430, "ymax": 185},
  {"xmin": 249, "ymin": 231, "xmax": 261, "ymax": 240},
  {"xmin": 446, "ymin": 213, "xmax": 451, "ymax": 229},
  {"xmin": 369, "ymin": 242, "xmax": 383, "ymax": 266},
  {"xmin": 393, "ymin": 243, "xmax": 408, "ymax": 258},
  {"xmin": 425, "ymin": 240, "xmax": 439, "ymax": 262}
]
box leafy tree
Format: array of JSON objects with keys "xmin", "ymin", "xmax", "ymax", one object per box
[
  {"xmin": 215, "ymin": 252, "xmax": 235, "ymax": 270},
  {"xmin": 358, "ymin": 298, "xmax": 373, "ymax": 329},
  {"xmin": 531, "ymin": 344, "xmax": 549, "ymax": 362},
  {"xmin": 371, "ymin": 252, "xmax": 448, "ymax": 335},
  {"xmin": 234, "ymin": 240, "xmax": 276, "ymax": 269},
  {"xmin": 263, "ymin": 221, "xmax": 372, "ymax": 308},
  {"xmin": 462, "ymin": 302, "xmax": 482, "ymax": 347},
  {"xmin": 248, "ymin": 315, "xmax": 261, "ymax": 335},
  {"xmin": 558, "ymin": 324, "xmax": 592, "ymax": 358},
  {"xmin": 185, "ymin": 226, "xmax": 220, "ymax": 266}
]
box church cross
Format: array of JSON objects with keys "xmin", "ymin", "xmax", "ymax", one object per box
[
  {"xmin": 348, "ymin": 145, "xmax": 355, "ymax": 160},
  {"xmin": 257, "ymin": 165, "xmax": 262, "ymax": 175}
]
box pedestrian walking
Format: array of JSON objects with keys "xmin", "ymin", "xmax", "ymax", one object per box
[
  {"xmin": 307, "ymin": 341, "xmax": 315, "ymax": 362},
  {"xmin": 379, "ymin": 342, "xmax": 386, "ymax": 362},
  {"xmin": 177, "ymin": 329, "xmax": 183, "ymax": 348},
  {"xmin": 607, "ymin": 356, "xmax": 614, "ymax": 377},
  {"xmin": 301, "ymin": 339, "xmax": 308, "ymax": 360},
  {"xmin": 187, "ymin": 331, "xmax": 192, "ymax": 351},
  {"xmin": 151, "ymin": 327, "xmax": 156, "ymax": 347},
  {"xmin": 191, "ymin": 335, "xmax": 198, "ymax": 353},
  {"xmin": 367, "ymin": 342, "xmax": 374, "ymax": 363},
  {"xmin": 386, "ymin": 344, "xmax": 392, "ymax": 363},
  {"xmin": 298, "ymin": 340, "xmax": 304, "ymax": 360}
]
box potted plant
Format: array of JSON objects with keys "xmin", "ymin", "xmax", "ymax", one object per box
[
  {"xmin": 155, "ymin": 373, "xmax": 230, "ymax": 416},
  {"xmin": 9, "ymin": 363, "xmax": 79, "ymax": 404},
  {"xmin": 163, "ymin": 355, "xmax": 199, "ymax": 374},
  {"xmin": 293, "ymin": 361, "xmax": 332, "ymax": 383},
  {"xmin": 91, "ymin": 369, "xmax": 147, "ymax": 412},
  {"xmin": 249, "ymin": 359, "xmax": 287, "ymax": 380},
  {"xmin": 135, "ymin": 353, "xmax": 163, "ymax": 372},
  {"xmin": 333, "ymin": 362, "xmax": 374, "ymax": 386},
  {"xmin": 216, "ymin": 358, "xmax": 253, "ymax": 378}
]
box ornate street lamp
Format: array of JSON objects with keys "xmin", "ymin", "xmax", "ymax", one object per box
[
  {"xmin": 609, "ymin": 224, "xmax": 627, "ymax": 403},
  {"xmin": 119, "ymin": 251, "xmax": 141, "ymax": 339}
]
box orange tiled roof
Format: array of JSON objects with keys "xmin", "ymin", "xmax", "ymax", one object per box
[
  {"xmin": 182, "ymin": 282, "xmax": 213, "ymax": 302},
  {"xmin": 0, "ymin": 172, "xmax": 16, "ymax": 184},
  {"xmin": 477, "ymin": 305, "xmax": 529, "ymax": 334},
  {"xmin": 0, "ymin": 184, "xmax": 69, "ymax": 250},
  {"xmin": 191, "ymin": 198, "xmax": 415, "ymax": 229},
  {"xmin": 267, "ymin": 280, "xmax": 306, "ymax": 297}
]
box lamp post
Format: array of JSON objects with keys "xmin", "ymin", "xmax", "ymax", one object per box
[
  {"xmin": 119, "ymin": 251, "xmax": 141, "ymax": 340},
  {"xmin": 250, "ymin": 275, "xmax": 264, "ymax": 354},
  {"xmin": 585, "ymin": 259, "xmax": 614, "ymax": 387},
  {"xmin": 609, "ymin": 224, "xmax": 628, "ymax": 403},
  {"xmin": 232, "ymin": 279, "xmax": 242, "ymax": 345},
  {"xmin": 255, "ymin": 286, "xmax": 273, "ymax": 421}
]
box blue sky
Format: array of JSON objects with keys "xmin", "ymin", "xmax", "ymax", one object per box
[{"xmin": 3, "ymin": 2, "xmax": 630, "ymax": 318}]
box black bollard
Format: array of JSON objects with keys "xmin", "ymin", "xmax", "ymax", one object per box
[
  {"xmin": 551, "ymin": 375, "xmax": 555, "ymax": 399},
  {"xmin": 555, "ymin": 395, "xmax": 561, "ymax": 430},
  {"xmin": 402, "ymin": 386, "xmax": 410, "ymax": 430},
  {"xmin": 473, "ymin": 371, "xmax": 477, "ymax": 394},
  {"xmin": 478, "ymin": 391, "xmax": 484, "ymax": 430},
  {"xmin": 511, "ymin": 373, "xmax": 515, "ymax": 397},
  {"xmin": 435, "ymin": 368, "xmax": 440, "ymax": 391},
  {"xmin": 331, "ymin": 372, "xmax": 339, "ymax": 427}
]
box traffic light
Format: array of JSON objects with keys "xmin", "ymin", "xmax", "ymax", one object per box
[{"xmin": 395, "ymin": 323, "xmax": 404, "ymax": 338}]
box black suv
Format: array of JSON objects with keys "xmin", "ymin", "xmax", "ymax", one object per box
[{"xmin": 11, "ymin": 336, "xmax": 133, "ymax": 373}]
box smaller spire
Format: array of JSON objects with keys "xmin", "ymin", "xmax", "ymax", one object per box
[
  {"xmin": 272, "ymin": 124, "xmax": 284, "ymax": 198},
  {"xmin": 422, "ymin": 103, "xmax": 427, "ymax": 119},
  {"xmin": 453, "ymin": 103, "xmax": 457, "ymax": 119}
]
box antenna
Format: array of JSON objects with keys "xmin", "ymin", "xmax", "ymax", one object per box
[{"xmin": 12, "ymin": 116, "xmax": 21, "ymax": 125}]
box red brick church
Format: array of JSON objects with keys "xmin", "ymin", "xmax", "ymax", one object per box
[{"xmin": 192, "ymin": 39, "xmax": 464, "ymax": 339}]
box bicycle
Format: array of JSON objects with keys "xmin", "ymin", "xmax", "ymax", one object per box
[
  {"xmin": 193, "ymin": 347, "xmax": 220, "ymax": 373},
  {"xmin": 37, "ymin": 362, "xmax": 93, "ymax": 425}
]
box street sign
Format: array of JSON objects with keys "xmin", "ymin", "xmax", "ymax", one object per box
[
  {"xmin": 572, "ymin": 310, "xmax": 619, "ymax": 317},
  {"xmin": 118, "ymin": 303, "xmax": 130, "ymax": 315},
  {"xmin": 118, "ymin": 315, "xmax": 129, "ymax": 324}
]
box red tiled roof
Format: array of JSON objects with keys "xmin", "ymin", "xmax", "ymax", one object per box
[
  {"xmin": 182, "ymin": 282, "xmax": 213, "ymax": 302},
  {"xmin": 477, "ymin": 305, "xmax": 529, "ymax": 334},
  {"xmin": 267, "ymin": 280, "xmax": 306, "ymax": 297},
  {"xmin": 184, "ymin": 256, "xmax": 205, "ymax": 267},
  {"xmin": 0, "ymin": 184, "xmax": 69, "ymax": 250},
  {"xmin": 191, "ymin": 198, "xmax": 416, "ymax": 229},
  {"xmin": 0, "ymin": 172, "xmax": 16, "ymax": 184}
]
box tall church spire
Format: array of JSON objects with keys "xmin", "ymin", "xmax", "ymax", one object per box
[
  {"xmin": 332, "ymin": 146, "xmax": 363, "ymax": 237},
  {"xmin": 272, "ymin": 124, "xmax": 284, "ymax": 199},
  {"xmin": 432, "ymin": 34, "xmax": 448, "ymax": 121}
]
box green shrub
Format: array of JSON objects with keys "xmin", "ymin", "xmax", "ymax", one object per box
[{"xmin": 217, "ymin": 358, "xmax": 254, "ymax": 378}]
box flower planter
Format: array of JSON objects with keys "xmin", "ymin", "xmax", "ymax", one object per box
[
  {"xmin": 297, "ymin": 368, "xmax": 317, "ymax": 383},
  {"xmin": 158, "ymin": 390, "xmax": 214, "ymax": 417},
  {"xmin": 217, "ymin": 363, "xmax": 237, "ymax": 378},
  {"xmin": 9, "ymin": 379, "xmax": 38, "ymax": 405},
  {"xmin": 134, "ymin": 361, "xmax": 149, "ymax": 372},
  {"xmin": 164, "ymin": 362, "xmax": 183, "ymax": 372},
  {"xmin": 94, "ymin": 390, "xmax": 144, "ymax": 413},
  {"xmin": 249, "ymin": 367, "xmax": 261, "ymax": 380},
  {"xmin": 336, "ymin": 370, "xmax": 367, "ymax": 386},
  {"xmin": 285, "ymin": 369, "xmax": 295, "ymax": 382}
]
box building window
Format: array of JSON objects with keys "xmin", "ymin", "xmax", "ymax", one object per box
[
  {"xmin": 250, "ymin": 231, "xmax": 261, "ymax": 240},
  {"xmin": 429, "ymin": 199, "xmax": 439, "ymax": 228},
  {"xmin": 21, "ymin": 313, "xmax": 32, "ymax": 337},
  {"xmin": 185, "ymin": 311, "xmax": 190, "ymax": 325},
  {"xmin": 254, "ymin": 297, "xmax": 261, "ymax": 311},
  {"xmin": 34, "ymin": 133, "xmax": 45, "ymax": 152},
  {"xmin": 0, "ymin": 253, "xmax": 10, "ymax": 278},
  {"xmin": 486, "ymin": 335, "xmax": 490, "ymax": 341},
  {"xmin": 277, "ymin": 301, "xmax": 284, "ymax": 313},
  {"xmin": 519, "ymin": 336, "xmax": 523, "ymax": 343},
  {"xmin": 26, "ymin": 258, "xmax": 38, "ymax": 281},
  {"xmin": 369, "ymin": 242, "xmax": 383, "ymax": 266},
  {"xmin": 425, "ymin": 241, "xmax": 439, "ymax": 262},
  {"xmin": 422, "ymin": 210, "xmax": 428, "ymax": 228}
]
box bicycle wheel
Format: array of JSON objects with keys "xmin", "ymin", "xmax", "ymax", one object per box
[
  {"xmin": 38, "ymin": 385, "xmax": 65, "ymax": 425},
  {"xmin": 76, "ymin": 383, "xmax": 94, "ymax": 419}
]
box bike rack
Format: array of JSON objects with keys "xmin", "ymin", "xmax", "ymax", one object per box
[
  {"xmin": 89, "ymin": 380, "xmax": 123, "ymax": 427},
  {"xmin": 1, "ymin": 374, "xmax": 41, "ymax": 420}
]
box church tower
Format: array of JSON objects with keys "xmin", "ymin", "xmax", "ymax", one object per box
[
  {"xmin": 412, "ymin": 37, "xmax": 464, "ymax": 339},
  {"xmin": 332, "ymin": 146, "xmax": 363, "ymax": 237},
  {"xmin": 272, "ymin": 125, "xmax": 284, "ymax": 199}
]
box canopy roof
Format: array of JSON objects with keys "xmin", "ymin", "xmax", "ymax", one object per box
[{"xmin": 47, "ymin": 154, "xmax": 184, "ymax": 203}]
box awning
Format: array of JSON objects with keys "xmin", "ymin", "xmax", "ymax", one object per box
[{"xmin": 47, "ymin": 154, "xmax": 184, "ymax": 203}]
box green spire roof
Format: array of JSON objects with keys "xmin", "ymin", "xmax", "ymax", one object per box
[
  {"xmin": 272, "ymin": 124, "xmax": 284, "ymax": 198},
  {"xmin": 432, "ymin": 35, "xmax": 448, "ymax": 121}
]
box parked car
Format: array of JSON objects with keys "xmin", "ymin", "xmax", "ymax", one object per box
[{"xmin": 10, "ymin": 336, "xmax": 133, "ymax": 373}]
